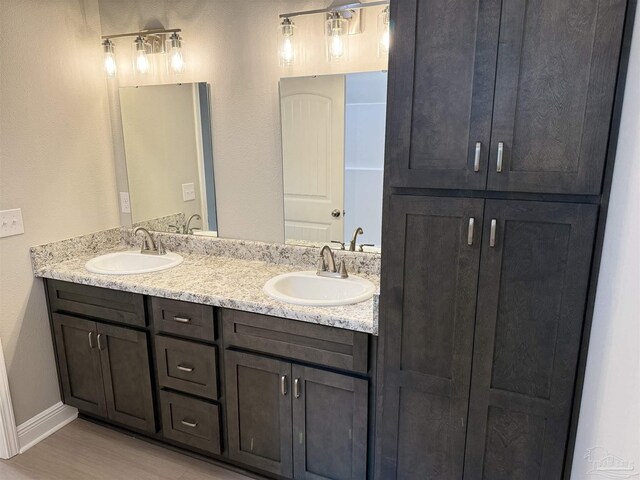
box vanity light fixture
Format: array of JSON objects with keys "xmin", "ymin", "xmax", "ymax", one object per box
[
  {"xmin": 279, "ymin": 18, "xmax": 297, "ymax": 66},
  {"xmin": 278, "ymin": 0, "xmax": 390, "ymax": 65},
  {"xmin": 102, "ymin": 39, "xmax": 117, "ymax": 77},
  {"xmin": 100, "ymin": 28, "xmax": 185, "ymax": 78},
  {"xmin": 378, "ymin": 6, "xmax": 390, "ymax": 56},
  {"xmin": 326, "ymin": 12, "xmax": 349, "ymax": 63}
]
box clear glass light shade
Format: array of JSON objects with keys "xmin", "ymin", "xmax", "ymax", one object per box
[
  {"xmin": 325, "ymin": 14, "xmax": 348, "ymax": 63},
  {"xmin": 167, "ymin": 33, "xmax": 185, "ymax": 74},
  {"xmin": 278, "ymin": 18, "xmax": 297, "ymax": 66},
  {"xmin": 378, "ymin": 7, "xmax": 390, "ymax": 56},
  {"xmin": 133, "ymin": 36, "xmax": 151, "ymax": 75},
  {"xmin": 102, "ymin": 40, "xmax": 117, "ymax": 77}
]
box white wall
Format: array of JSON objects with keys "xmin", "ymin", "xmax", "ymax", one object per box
[
  {"xmin": 97, "ymin": 0, "xmax": 387, "ymax": 243},
  {"xmin": 0, "ymin": 0, "xmax": 119, "ymax": 424},
  {"xmin": 571, "ymin": 12, "xmax": 640, "ymax": 479}
]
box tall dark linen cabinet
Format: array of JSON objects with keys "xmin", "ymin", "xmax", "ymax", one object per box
[{"xmin": 376, "ymin": 0, "xmax": 637, "ymax": 479}]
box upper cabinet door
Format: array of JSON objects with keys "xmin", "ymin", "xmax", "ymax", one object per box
[
  {"xmin": 387, "ymin": 0, "xmax": 501, "ymax": 189},
  {"xmin": 464, "ymin": 200, "xmax": 598, "ymax": 478},
  {"xmin": 488, "ymin": 0, "xmax": 627, "ymax": 194}
]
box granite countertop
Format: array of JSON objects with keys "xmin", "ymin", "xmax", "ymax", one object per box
[{"xmin": 35, "ymin": 247, "xmax": 380, "ymax": 335}]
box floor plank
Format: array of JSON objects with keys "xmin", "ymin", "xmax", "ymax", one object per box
[{"xmin": 0, "ymin": 419, "xmax": 252, "ymax": 480}]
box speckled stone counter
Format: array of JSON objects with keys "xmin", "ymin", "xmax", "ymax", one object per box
[{"xmin": 31, "ymin": 229, "xmax": 380, "ymax": 335}]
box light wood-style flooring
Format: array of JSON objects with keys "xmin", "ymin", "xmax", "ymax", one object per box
[{"xmin": 0, "ymin": 419, "xmax": 254, "ymax": 480}]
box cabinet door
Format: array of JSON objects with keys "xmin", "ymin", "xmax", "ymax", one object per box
[
  {"xmin": 487, "ymin": 0, "xmax": 626, "ymax": 194},
  {"xmin": 225, "ymin": 351, "xmax": 293, "ymax": 478},
  {"xmin": 377, "ymin": 196, "xmax": 484, "ymax": 479},
  {"xmin": 387, "ymin": 0, "xmax": 501, "ymax": 189},
  {"xmin": 464, "ymin": 200, "xmax": 597, "ymax": 478},
  {"xmin": 292, "ymin": 366, "xmax": 368, "ymax": 480},
  {"xmin": 52, "ymin": 314, "xmax": 106, "ymax": 417},
  {"xmin": 96, "ymin": 323, "xmax": 155, "ymax": 433}
]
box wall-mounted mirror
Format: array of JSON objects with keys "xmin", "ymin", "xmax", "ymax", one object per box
[
  {"xmin": 280, "ymin": 72, "xmax": 387, "ymax": 251},
  {"xmin": 120, "ymin": 82, "xmax": 218, "ymax": 235}
]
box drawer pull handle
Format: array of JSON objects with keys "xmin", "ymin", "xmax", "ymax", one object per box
[
  {"xmin": 294, "ymin": 378, "xmax": 301, "ymax": 399},
  {"xmin": 467, "ymin": 218, "xmax": 475, "ymax": 246},
  {"xmin": 490, "ymin": 219, "xmax": 497, "ymax": 248},
  {"xmin": 88, "ymin": 332, "xmax": 95, "ymax": 349},
  {"xmin": 97, "ymin": 333, "xmax": 105, "ymax": 351},
  {"xmin": 180, "ymin": 420, "xmax": 197, "ymax": 428},
  {"xmin": 496, "ymin": 142, "xmax": 504, "ymax": 173},
  {"xmin": 281, "ymin": 375, "xmax": 288, "ymax": 396},
  {"xmin": 474, "ymin": 142, "xmax": 481, "ymax": 172},
  {"xmin": 177, "ymin": 364, "xmax": 194, "ymax": 372},
  {"xmin": 173, "ymin": 316, "xmax": 191, "ymax": 324}
]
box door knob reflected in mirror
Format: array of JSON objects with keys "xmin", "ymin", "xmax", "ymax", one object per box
[{"xmin": 331, "ymin": 209, "xmax": 342, "ymax": 218}]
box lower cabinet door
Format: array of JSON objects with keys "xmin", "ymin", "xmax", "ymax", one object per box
[
  {"xmin": 96, "ymin": 322, "xmax": 156, "ymax": 433},
  {"xmin": 464, "ymin": 200, "xmax": 598, "ymax": 478},
  {"xmin": 292, "ymin": 365, "xmax": 368, "ymax": 480},
  {"xmin": 52, "ymin": 314, "xmax": 106, "ymax": 417},
  {"xmin": 225, "ymin": 351, "xmax": 293, "ymax": 478}
]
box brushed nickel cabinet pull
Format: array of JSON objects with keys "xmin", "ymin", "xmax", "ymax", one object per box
[
  {"xmin": 490, "ymin": 219, "xmax": 497, "ymax": 248},
  {"xmin": 88, "ymin": 332, "xmax": 95, "ymax": 349},
  {"xmin": 177, "ymin": 364, "xmax": 194, "ymax": 372},
  {"xmin": 467, "ymin": 218, "xmax": 475, "ymax": 246},
  {"xmin": 173, "ymin": 316, "xmax": 191, "ymax": 324},
  {"xmin": 97, "ymin": 333, "xmax": 105, "ymax": 351},
  {"xmin": 294, "ymin": 378, "xmax": 301, "ymax": 399},
  {"xmin": 496, "ymin": 142, "xmax": 504, "ymax": 173},
  {"xmin": 474, "ymin": 142, "xmax": 481, "ymax": 172},
  {"xmin": 180, "ymin": 419, "xmax": 197, "ymax": 428},
  {"xmin": 281, "ymin": 375, "xmax": 288, "ymax": 396}
]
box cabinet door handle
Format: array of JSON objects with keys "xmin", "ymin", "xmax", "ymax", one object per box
[
  {"xmin": 490, "ymin": 219, "xmax": 497, "ymax": 248},
  {"xmin": 96, "ymin": 333, "xmax": 105, "ymax": 350},
  {"xmin": 467, "ymin": 218, "xmax": 475, "ymax": 246},
  {"xmin": 177, "ymin": 364, "xmax": 194, "ymax": 372},
  {"xmin": 294, "ymin": 378, "xmax": 301, "ymax": 399},
  {"xmin": 281, "ymin": 375, "xmax": 288, "ymax": 396},
  {"xmin": 88, "ymin": 332, "xmax": 95, "ymax": 349},
  {"xmin": 180, "ymin": 419, "xmax": 197, "ymax": 428},
  {"xmin": 496, "ymin": 142, "xmax": 504, "ymax": 173},
  {"xmin": 173, "ymin": 316, "xmax": 191, "ymax": 324},
  {"xmin": 474, "ymin": 142, "xmax": 481, "ymax": 172}
]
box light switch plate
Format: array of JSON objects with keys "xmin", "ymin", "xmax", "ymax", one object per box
[
  {"xmin": 119, "ymin": 192, "xmax": 131, "ymax": 214},
  {"xmin": 182, "ymin": 183, "xmax": 196, "ymax": 201},
  {"xmin": 0, "ymin": 208, "xmax": 25, "ymax": 238}
]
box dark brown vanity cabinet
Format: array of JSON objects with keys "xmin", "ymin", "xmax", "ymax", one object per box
[
  {"xmin": 51, "ymin": 313, "xmax": 155, "ymax": 433},
  {"xmin": 223, "ymin": 309, "xmax": 370, "ymax": 480},
  {"xmin": 387, "ymin": 0, "xmax": 627, "ymax": 194}
]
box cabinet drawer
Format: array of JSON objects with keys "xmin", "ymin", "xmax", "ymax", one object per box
[
  {"xmin": 160, "ymin": 390, "xmax": 221, "ymax": 455},
  {"xmin": 222, "ymin": 309, "xmax": 369, "ymax": 374},
  {"xmin": 155, "ymin": 336, "xmax": 218, "ymax": 400},
  {"xmin": 152, "ymin": 297, "xmax": 215, "ymax": 342},
  {"xmin": 47, "ymin": 280, "xmax": 145, "ymax": 327}
]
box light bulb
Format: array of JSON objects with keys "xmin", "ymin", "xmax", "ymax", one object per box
[
  {"xmin": 167, "ymin": 32, "xmax": 185, "ymax": 74},
  {"xmin": 326, "ymin": 13, "xmax": 348, "ymax": 63},
  {"xmin": 102, "ymin": 39, "xmax": 117, "ymax": 77},
  {"xmin": 134, "ymin": 36, "xmax": 150, "ymax": 75},
  {"xmin": 378, "ymin": 7, "xmax": 390, "ymax": 56},
  {"xmin": 279, "ymin": 18, "xmax": 296, "ymax": 66}
]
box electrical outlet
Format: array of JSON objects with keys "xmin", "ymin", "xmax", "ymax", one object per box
[
  {"xmin": 120, "ymin": 192, "xmax": 131, "ymax": 214},
  {"xmin": 0, "ymin": 208, "xmax": 25, "ymax": 238},
  {"xmin": 182, "ymin": 183, "xmax": 196, "ymax": 201}
]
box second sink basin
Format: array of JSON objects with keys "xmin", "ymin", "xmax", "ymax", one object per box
[
  {"xmin": 263, "ymin": 271, "xmax": 376, "ymax": 306},
  {"xmin": 85, "ymin": 250, "xmax": 183, "ymax": 275}
]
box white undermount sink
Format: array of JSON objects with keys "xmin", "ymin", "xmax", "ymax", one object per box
[
  {"xmin": 263, "ymin": 271, "xmax": 376, "ymax": 306},
  {"xmin": 85, "ymin": 250, "xmax": 183, "ymax": 275}
]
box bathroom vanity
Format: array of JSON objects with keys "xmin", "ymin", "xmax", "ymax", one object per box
[{"xmin": 32, "ymin": 231, "xmax": 379, "ymax": 480}]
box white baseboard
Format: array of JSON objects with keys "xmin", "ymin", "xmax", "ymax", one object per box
[{"xmin": 17, "ymin": 402, "xmax": 78, "ymax": 453}]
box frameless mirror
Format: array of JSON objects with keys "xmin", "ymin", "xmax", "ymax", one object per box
[
  {"xmin": 280, "ymin": 72, "xmax": 387, "ymax": 251},
  {"xmin": 120, "ymin": 82, "xmax": 218, "ymax": 235}
]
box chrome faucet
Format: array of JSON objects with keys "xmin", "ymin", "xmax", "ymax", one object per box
[
  {"xmin": 133, "ymin": 227, "xmax": 165, "ymax": 255},
  {"xmin": 349, "ymin": 227, "xmax": 364, "ymax": 251},
  {"xmin": 317, "ymin": 245, "xmax": 348, "ymax": 279},
  {"xmin": 184, "ymin": 213, "xmax": 201, "ymax": 234}
]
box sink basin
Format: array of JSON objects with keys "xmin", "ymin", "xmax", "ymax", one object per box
[
  {"xmin": 263, "ymin": 271, "xmax": 376, "ymax": 306},
  {"xmin": 85, "ymin": 250, "xmax": 183, "ymax": 275}
]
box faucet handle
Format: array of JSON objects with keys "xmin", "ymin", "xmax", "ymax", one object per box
[
  {"xmin": 331, "ymin": 240, "xmax": 346, "ymax": 250},
  {"xmin": 189, "ymin": 227, "xmax": 201, "ymax": 235},
  {"xmin": 316, "ymin": 255, "xmax": 327, "ymax": 274},
  {"xmin": 168, "ymin": 224, "xmax": 181, "ymax": 234},
  {"xmin": 338, "ymin": 260, "xmax": 349, "ymax": 279},
  {"xmin": 156, "ymin": 239, "xmax": 166, "ymax": 255},
  {"xmin": 358, "ymin": 243, "xmax": 375, "ymax": 252}
]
